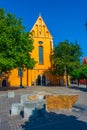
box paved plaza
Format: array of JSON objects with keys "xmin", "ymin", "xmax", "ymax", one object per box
[{"xmin": 0, "ymin": 85, "xmax": 87, "ymax": 130}]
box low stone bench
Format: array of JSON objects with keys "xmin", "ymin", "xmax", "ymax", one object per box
[
  {"xmin": 11, "ymin": 93, "xmax": 46, "ymax": 120},
  {"xmin": 20, "ymin": 92, "xmax": 47, "ymax": 106},
  {"xmin": 46, "ymin": 94, "xmax": 79, "ymax": 111},
  {"xmin": 11, "ymin": 103, "xmax": 23, "ymax": 116}
]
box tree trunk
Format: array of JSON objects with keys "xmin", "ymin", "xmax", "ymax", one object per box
[
  {"xmin": 20, "ymin": 75, "xmax": 23, "ymax": 88},
  {"xmin": 65, "ymin": 66, "xmax": 68, "ymax": 88},
  {"xmin": 77, "ymin": 79, "xmax": 80, "ymax": 86},
  {"xmin": 67, "ymin": 75, "xmax": 69, "ymax": 86}
]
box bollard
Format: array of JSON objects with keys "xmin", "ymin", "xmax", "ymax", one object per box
[{"xmin": 8, "ymin": 91, "xmax": 15, "ymax": 98}]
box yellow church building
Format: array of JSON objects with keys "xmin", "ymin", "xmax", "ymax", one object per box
[{"xmin": 0, "ymin": 15, "xmax": 66, "ymax": 88}]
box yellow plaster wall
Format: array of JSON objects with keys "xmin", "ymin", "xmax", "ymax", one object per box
[{"xmin": 31, "ymin": 38, "xmax": 52, "ymax": 69}]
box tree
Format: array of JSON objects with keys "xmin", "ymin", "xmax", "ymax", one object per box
[
  {"xmin": 71, "ymin": 68, "xmax": 82, "ymax": 86},
  {"xmin": 80, "ymin": 65, "xmax": 87, "ymax": 88},
  {"xmin": 51, "ymin": 40, "xmax": 82, "ymax": 87},
  {"xmin": 0, "ymin": 8, "xmax": 36, "ymax": 87},
  {"xmin": 71, "ymin": 65, "xmax": 87, "ymax": 88}
]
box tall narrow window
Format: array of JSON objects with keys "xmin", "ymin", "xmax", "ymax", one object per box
[{"xmin": 39, "ymin": 46, "xmax": 43, "ymax": 64}]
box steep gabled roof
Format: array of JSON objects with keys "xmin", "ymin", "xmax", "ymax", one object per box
[{"xmin": 31, "ymin": 15, "xmax": 52, "ymax": 38}]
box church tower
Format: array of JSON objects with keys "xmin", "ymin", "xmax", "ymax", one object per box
[{"xmin": 28, "ymin": 15, "xmax": 53, "ymax": 86}]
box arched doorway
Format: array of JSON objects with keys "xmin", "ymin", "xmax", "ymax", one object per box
[
  {"xmin": 42, "ymin": 75, "xmax": 46, "ymax": 86},
  {"xmin": 37, "ymin": 75, "xmax": 41, "ymax": 85},
  {"xmin": 2, "ymin": 79, "xmax": 7, "ymax": 87}
]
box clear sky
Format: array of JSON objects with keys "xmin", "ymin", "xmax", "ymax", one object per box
[{"xmin": 0, "ymin": 0, "xmax": 87, "ymax": 57}]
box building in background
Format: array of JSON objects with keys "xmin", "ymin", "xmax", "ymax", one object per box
[{"xmin": 0, "ymin": 15, "xmax": 66, "ymax": 87}]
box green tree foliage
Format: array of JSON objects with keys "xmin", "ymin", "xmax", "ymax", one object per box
[
  {"xmin": 71, "ymin": 67, "xmax": 82, "ymax": 86},
  {"xmin": 0, "ymin": 8, "xmax": 36, "ymax": 87},
  {"xmin": 51, "ymin": 40, "xmax": 82, "ymax": 87},
  {"xmin": 80, "ymin": 65, "xmax": 87, "ymax": 79},
  {"xmin": 80, "ymin": 65, "xmax": 87, "ymax": 87},
  {"xmin": 71, "ymin": 65, "xmax": 87, "ymax": 87}
]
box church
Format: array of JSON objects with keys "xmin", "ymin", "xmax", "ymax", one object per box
[{"xmin": 0, "ymin": 15, "xmax": 66, "ymax": 87}]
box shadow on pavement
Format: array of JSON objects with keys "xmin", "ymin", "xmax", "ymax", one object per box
[
  {"xmin": 0, "ymin": 86, "xmax": 27, "ymax": 91},
  {"xmin": 21, "ymin": 111, "xmax": 87, "ymax": 130},
  {"xmin": 69, "ymin": 85, "xmax": 87, "ymax": 92}
]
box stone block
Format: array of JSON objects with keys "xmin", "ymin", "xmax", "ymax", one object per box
[
  {"xmin": 46, "ymin": 95, "xmax": 79, "ymax": 111},
  {"xmin": 8, "ymin": 91, "xmax": 15, "ymax": 98},
  {"xmin": 36, "ymin": 99, "xmax": 46, "ymax": 109},
  {"xmin": 24, "ymin": 101, "xmax": 38, "ymax": 119},
  {"xmin": 20, "ymin": 94, "xmax": 29, "ymax": 106},
  {"xmin": 11, "ymin": 103, "xmax": 23, "ymax": 116},
  {"xmin": 20, "ymin": 94, "xmax": 37, "ymax": 106},
  {"xmin": 36, "ymin": 99, "xmax": 46, "ymax": 118}
]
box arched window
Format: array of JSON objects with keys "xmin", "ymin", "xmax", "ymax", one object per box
[
  {"xmin": 38, "ymin": 41, "xmax": 43, "ymax": 44},
  {"xmin": 39, "ymin": 46, "xmax": 43, "ymax": 64},
  {"xmin": 2, "ymin": 79, "xmax": 7, "ymax": 87},
  {"xmin": 37, "ymin": 75, "xmax": 41, "ymax": 85},
  {"xmin": 42, "ymin": 75, "xmax": 46, "ymax": 86}
]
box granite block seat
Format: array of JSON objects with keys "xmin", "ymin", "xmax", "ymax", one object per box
[
  {"xmin": 11, "ymin": 103, "xmax": 23, "ymax": 116},
  {"xmin": 11, "ymin": 93, "xmax": 47, "ymax": 120}
]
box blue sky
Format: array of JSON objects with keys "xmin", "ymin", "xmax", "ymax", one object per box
[{"xmin": 0, "ymin": 0, "xmax": 87, "ymax": 57}]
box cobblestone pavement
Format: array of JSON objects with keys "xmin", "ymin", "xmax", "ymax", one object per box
[{"xmin": 0, "ymin": 86, "xmax": 87, "ymax": 130}]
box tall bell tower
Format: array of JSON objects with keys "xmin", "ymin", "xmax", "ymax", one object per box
[{"xmin": 29, "ymin": 15, "xmax": 53, "ymax": 86}]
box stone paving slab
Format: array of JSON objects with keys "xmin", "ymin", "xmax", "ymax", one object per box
[{"xmin": 0, "ymin": 86, "xmax": 87, "ymax": 130}]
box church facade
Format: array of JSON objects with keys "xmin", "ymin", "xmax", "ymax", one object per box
[{"xmin": 0, "ymin": 15, "xmax": 65, "ymax": 87}]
